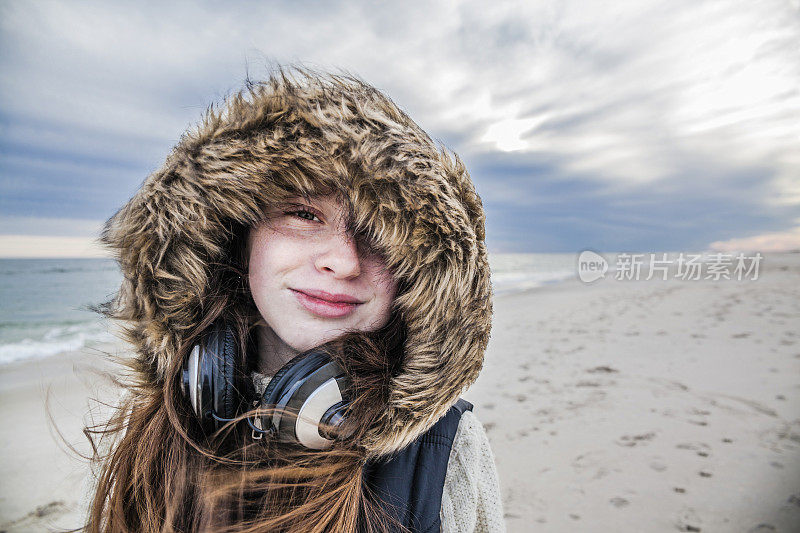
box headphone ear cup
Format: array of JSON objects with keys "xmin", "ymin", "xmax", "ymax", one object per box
[
  {"xmin": 261, "ymin": 350, "xmax": 351, "ymax": 449},
  {"xmin": 184, "ymin": 320, "xmax": 248, "ymax": 434},
  {"xmin": 262, "ymin": 350, "xmax": 310, "ymax": 407},
  {"xmin": 219, "ymin": 322, "xmax": 239, "ymax": 421},
  {"xmin": 209, "ymin": 321, "xmax": 247, "ymax": 425},
  {"xmin": 181, "ymin": 344, "xmax": 202, "ymax": 417},
  {"xmin": 197, "ymin": 338, "xmax": 217, "ymax": 434}
]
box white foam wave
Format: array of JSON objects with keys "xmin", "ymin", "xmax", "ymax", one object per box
[
  {"xmin": 0, "ymin": 325, "xmax": 116, "ymax": 365},
  {"xmin": 491, "ymin": 269, "xmax": 574, "ymax": 294}
]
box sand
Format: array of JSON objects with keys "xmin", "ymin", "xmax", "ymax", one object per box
[
  {"xmin": 472, "ymin": 253, "xmax": 800, "ymax": 532},
  {"xmin": 0, "ymin": 342, "xmax": 124, "ymax": 532},
  {"xmin": 1, "ymin": 253, "xmax": 798, "ymax": 532}
]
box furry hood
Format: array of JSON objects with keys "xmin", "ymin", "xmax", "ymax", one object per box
[{"xmin": 100, "ymin": 69, "xmax": 492, "ymax": 458}]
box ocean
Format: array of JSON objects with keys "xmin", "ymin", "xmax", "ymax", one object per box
[
  {"xmin": 0, "ymin": 254, "xmax": 578, "ymax": 365},
  {"xmin": 0, "ymin": 258, "xmax": 122, "ymax": 365}
]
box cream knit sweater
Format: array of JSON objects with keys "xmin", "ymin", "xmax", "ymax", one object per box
[{"xmin": 440, "ymin": 409, "xmax": 506, "ymax": 532}]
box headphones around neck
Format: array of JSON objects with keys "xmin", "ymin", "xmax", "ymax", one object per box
[{"xmin": 180, "ymin": 320, "xmax": 352, "ymax": 450}]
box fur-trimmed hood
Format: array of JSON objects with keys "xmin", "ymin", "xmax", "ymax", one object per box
[{"xmin": 100, "ymin": 69, "xmax": 492, "ymax": 459}]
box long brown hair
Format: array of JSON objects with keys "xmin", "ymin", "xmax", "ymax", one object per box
[{"xmin": 83, "ymin": 221, "xmax": 410, "ymax": 532}]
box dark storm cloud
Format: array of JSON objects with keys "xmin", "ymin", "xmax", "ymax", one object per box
[{"xmin": 1, "ymin": 0, "xmax": 798, "ymax": 253}]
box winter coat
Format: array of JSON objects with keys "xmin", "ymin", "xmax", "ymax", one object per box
[{"xmin": 97, "ymin": 68, "xmax": 501, "ymax": 531}]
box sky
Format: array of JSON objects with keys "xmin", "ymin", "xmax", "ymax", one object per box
[{"xmin": 1, "ymin": 0, "xmax": 799, "ymax": 256}]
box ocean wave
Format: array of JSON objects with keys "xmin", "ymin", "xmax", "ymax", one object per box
[
  {"xmin": 0, "ymin": 325, "xmax": 116, "ymax": 365},
  {"xmin": 0, "ymin": 318, "xmax": 91, "ymax": 331},
  {"xmin": 491, "ymin": 269, "xmax": 574, "ymax": 294}
]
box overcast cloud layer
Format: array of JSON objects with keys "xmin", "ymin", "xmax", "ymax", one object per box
[{"xmin": 1, "ymin": 0, "xmax": 799, "ymax": 253}]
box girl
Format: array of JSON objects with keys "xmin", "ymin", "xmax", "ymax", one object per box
[{"xmin": 85, "ymin": 67, "xmax": 504, "ymax": 532}]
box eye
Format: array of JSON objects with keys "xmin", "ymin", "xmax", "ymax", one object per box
[{"xmin": 286, "ymin": 209, "xmax": 321, "ymax": 222}]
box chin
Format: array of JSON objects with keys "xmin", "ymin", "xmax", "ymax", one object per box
[
  {"xmin": 275, "ymin": 310, "xmax": 371, "ymax": 352},
  {"xmin": 284, "ymin": 328, "xmax": 346, "ymax": 353}
]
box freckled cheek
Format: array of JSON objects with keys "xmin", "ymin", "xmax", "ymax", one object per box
[
  {"xmin": 372, "ymin": 259, "xmax": 397, "ymax": 296},
  {"xmin": 367, "ymin": 265, "xmax": 398, "ymax": 311},
  {"xmin": 369, "ymin": 280, "xmax": 396, "ymax": 330},
  {"xmin": 249, "ymin": 232, "xmax": 306, "ymax": 284},
  {"xmin": 247, "ymin": 264, "xmax": 272, "ymax": 308},
  {"xmin": 380, "ymin": 277, "xmax": 397, "ymax": 303}
]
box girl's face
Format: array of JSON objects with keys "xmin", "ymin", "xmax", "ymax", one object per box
[{"xmin": 247, "ymin": 195, "xmax": 397, "ymax": 354}]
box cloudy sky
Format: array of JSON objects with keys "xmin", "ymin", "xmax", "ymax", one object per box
[{"xmin": 1, "ymin": 0, "xmax": 798, "ymax": 256}]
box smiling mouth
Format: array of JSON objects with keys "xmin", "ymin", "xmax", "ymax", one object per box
[
  {"xmin": 293, "ymin": 289, "xmax": 363, "ymax": 304},
  {"xmin": 290, "ymin": 289, "xmax": 364, "ymax": 318}
]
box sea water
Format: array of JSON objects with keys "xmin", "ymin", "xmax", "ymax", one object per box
[{"xmin": 0, "ymin": 258, "xmax": 122, "ymax": 364}]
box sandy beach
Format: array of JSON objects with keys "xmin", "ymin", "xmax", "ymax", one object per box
[{"xmin": 1, "ymin": 253, "xmax": 798, "ymax": 532}]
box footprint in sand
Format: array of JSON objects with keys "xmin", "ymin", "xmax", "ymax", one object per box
[
  {"xmin": 675, "ymin": 506, "xmax": 702, "ymax": 531},
  {"xmin": 787, "ymin": 494, "xmax": 800, "ymax": 508},
  {"xmin": 650, "ymin": 378, "xmax": 689, "ymax": 391},
  {"xmin": 609, "ymin": 496, "xmax": 629, "ymax": 508},
  {"xmin": 761, "ymin": 421, "xmax": 800, "ymax": 452},
  {"xmin": 616, "ymin": 432, "xmax": 656, "ymax": 447},
  {"xmin": 748, "ymin": 524, "xmax": 777, "ymax": 532},
  {"xmin": 587, "ymin": 365, "xmax": 618, "ymax": 374},
  {"xmin": 713, "ymin": 394, "xmax": 778, "ymax": 417},
  {"xmin": 676, "ymin": 442, "xmax": 712, "ymax": 457},
  {"xmin": 575, "ymin": 380, "xmax": 603, "ymax": 388},
  {"xmin": 0, "ymin": 500, "xmax": 68, "ymax": 531}
]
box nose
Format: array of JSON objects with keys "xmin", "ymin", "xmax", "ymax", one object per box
[{"xmin": 314, "ymin": 231, "xmax": 361, "ymax": 279}]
